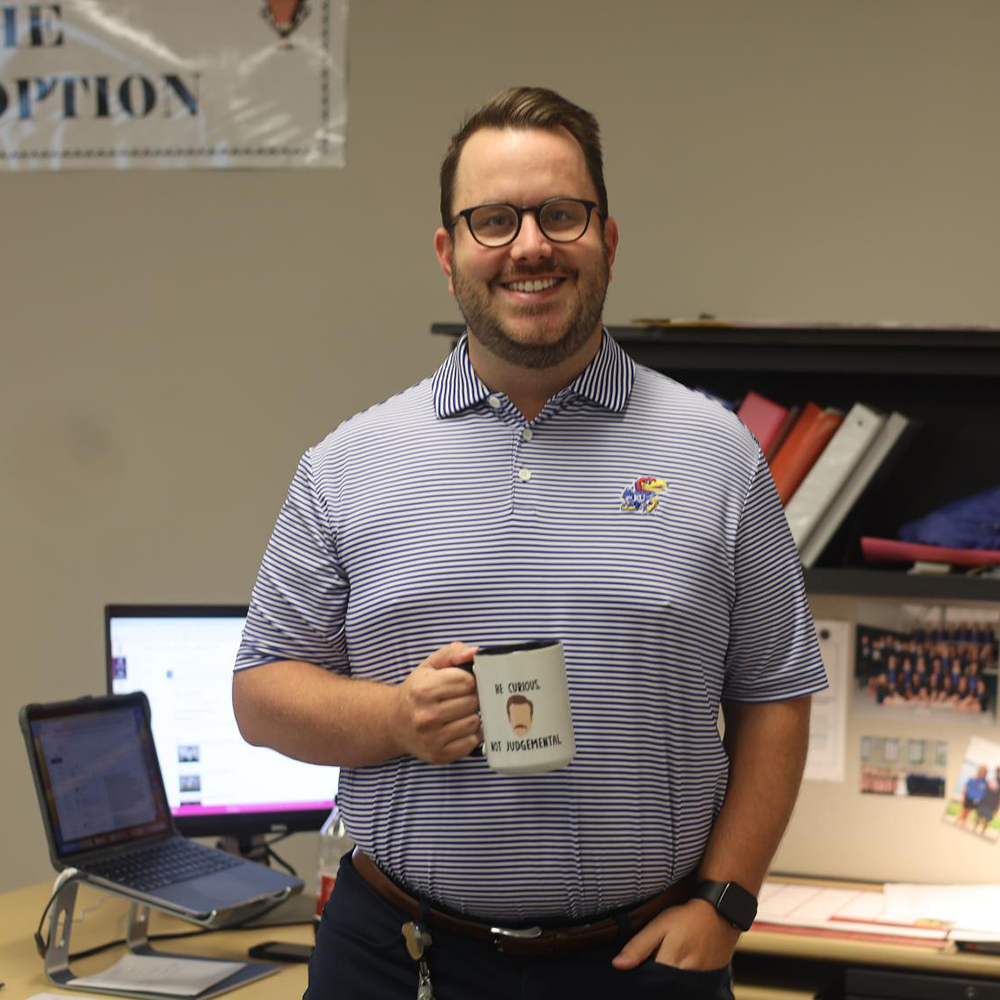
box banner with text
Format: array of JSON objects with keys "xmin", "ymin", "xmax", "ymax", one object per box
[{"xmin": 0, "ymin": 1, "xmax": 347, "ymax": 170}]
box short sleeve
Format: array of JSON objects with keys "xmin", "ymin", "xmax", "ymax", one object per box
[
  {"xmin": 723, "ymin": 450, "xmax": 829, "ymax": 701},
  {"xmin": 235, "ymin": 449, "xmax": 351, "ymax": 673}
]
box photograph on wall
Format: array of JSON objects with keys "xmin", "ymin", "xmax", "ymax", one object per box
[
  {"xmin": 852, "ymin": 602, "xmax": 998, "ymax": 722},
  {"xmin": 859, "ymin": 735, "xmax": 948, "ymax": 798},
  {"xmin": 942, "ymin": 736, "xmax": 1000, "ymax": 843}
]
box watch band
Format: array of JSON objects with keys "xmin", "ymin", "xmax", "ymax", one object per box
[{"xmin": 693, "ymin": 879, "xmax": 757, "ymax": 931}]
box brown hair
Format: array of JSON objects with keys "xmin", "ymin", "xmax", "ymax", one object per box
[
  {"xmin": 506, "ymin": 695, "xmax": 534, "ymax": 714},
  {"xmin": 439, "ymin": 86, "xmax": 608, "ymax": 228}
]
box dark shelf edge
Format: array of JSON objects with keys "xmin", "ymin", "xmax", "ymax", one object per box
[
  {"xmin": 430, "ymin": 323, "xmax": 1000, "ymax": 376},
  {"xmin": 804, "ymin": 568, "xmax": 1000, "ymax": 601},
  {"xmin": 430, "ymin": 322, "xmax": 1000, "ymax": 348}
]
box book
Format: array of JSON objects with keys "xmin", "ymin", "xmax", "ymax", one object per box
[
  {"xmin": 765, "ymin": 403, "xmax": 801, "ymax": 461},
  {"xmin": 799, "ymin": 412, "xmax": 914, "ymax": 567},
  {"xmin": 784, "ymin": 402, "xmax": 887, "ymax": 549},
  {"xmin": 736, "ymin": 391, "xmax": 790, "ymax": 454},
  {"xmin": 861, "ymin": 536, "xmax": 1000, "ymax": 568},
  {"xmin": 769, "ymin": 403, "xmax": 845, "ymax": 504}
]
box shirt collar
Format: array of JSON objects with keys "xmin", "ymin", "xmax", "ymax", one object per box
[{"xmin": 431, "ymin": 329, "xmax": 635, "ymax": 418}]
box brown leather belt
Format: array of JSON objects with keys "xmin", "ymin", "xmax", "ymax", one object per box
[{"xmin": 352, "ymin": 850, "xmax": 695, "ymax": 958}]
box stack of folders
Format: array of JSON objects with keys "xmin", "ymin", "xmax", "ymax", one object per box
[{"xmin": 736, "ymin": 391, "xmax": 916, "ymax": 567}]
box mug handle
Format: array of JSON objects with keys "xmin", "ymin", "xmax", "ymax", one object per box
[{"xmin": 457, "ymin": 663, "xmax": 485, "ymax": 758}]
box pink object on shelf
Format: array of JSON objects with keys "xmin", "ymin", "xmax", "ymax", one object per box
[
  {"xmin": 736, "ymin": 391, "xmax": 790, "ymax": 455},
  {"xmin": 861, "ymin": 536, "xmax": 1000, "ymax": 567}
]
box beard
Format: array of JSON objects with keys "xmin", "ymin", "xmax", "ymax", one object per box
[{"xmin": 451, "ymin": 247, "xmax": 610, "ymax": 370}]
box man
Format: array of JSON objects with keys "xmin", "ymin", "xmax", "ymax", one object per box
[
  {"xmin": 959, "ymin": 766, "xmax": 989, "ymax": 825},
  {"xmin": 973, "ymin": 768, "xmax": 1000, "ymax": 836},
  {"xmin": 233, "ymin": 86, "xmax": 827, "ymax": 999}
]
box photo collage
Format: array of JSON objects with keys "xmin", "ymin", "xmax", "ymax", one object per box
[{"xmin": 851, "ymin": 603, "xmax": 1000, "ymax": 842}]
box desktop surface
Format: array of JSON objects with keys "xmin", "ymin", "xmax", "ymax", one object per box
[
  {"xmin": 0, "ymin": 880, "xmax": 311, "ymax": 999},
  {"xmin": 6, "ymin": 878, "xmax": 1000, "ymax": 1000}
]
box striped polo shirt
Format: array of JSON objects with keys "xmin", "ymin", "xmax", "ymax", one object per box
[{"xmin": 236, "ymin": 330, "xmax": 827, "ymax": 922}]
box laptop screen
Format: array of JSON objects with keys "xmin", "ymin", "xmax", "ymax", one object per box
[{"xmin": 25, "ymin": 695, "xmax": 173, "ymax": 859}]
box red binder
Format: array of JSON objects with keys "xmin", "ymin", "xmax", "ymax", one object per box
[
  {"xmin": 768, "ymin": 402, "xmax": 844, "ymax": 505},
  {"xmin": 736, "ymin": 391, "xmax": 790, "ymax": 456}
]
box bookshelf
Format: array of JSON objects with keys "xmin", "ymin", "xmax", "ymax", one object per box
[{"xmin": 430, "ymin": 322, "xmax": 1000, "ymax": 601}]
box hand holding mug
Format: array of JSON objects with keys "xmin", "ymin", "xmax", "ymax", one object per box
[{"xmin": 394, "ymin": 642, "xmax": 482, "ymax": 764}]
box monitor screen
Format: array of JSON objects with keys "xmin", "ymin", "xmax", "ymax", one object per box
[{"xmin": 106, "ymin": 605, "xmax": 336, "ymax": 844}]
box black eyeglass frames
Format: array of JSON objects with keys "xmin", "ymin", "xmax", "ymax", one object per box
[{"xmin": 450, "ymin": 198, "xmax": 602, "ymax": 248}]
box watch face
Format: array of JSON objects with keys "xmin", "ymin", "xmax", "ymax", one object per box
[{"xmin": 718, "ymin": 882, "xmax": 757, "ymax": 931}]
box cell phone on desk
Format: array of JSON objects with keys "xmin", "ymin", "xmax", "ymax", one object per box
[{"xmin": 248, "ymin": 940, "xmax": 314, "ymax": 962}]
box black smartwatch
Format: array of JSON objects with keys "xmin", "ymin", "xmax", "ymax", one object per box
[{"xmin": 693, "ymin": 880, "xmax": 757, "ymax": 931}]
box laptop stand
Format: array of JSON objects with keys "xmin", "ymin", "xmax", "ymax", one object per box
[{"xmin": 43, "ymin": 879, "xmax": 281, "ymax": 999}]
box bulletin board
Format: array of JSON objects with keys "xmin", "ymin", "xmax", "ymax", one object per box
[{"xmin": 773, "ymin": 591, "xmax": 1000, "ymax": 886}]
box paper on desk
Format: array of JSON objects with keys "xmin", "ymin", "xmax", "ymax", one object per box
[
  {"xmin": 68, "ymin": 953, "xmax": 245, "ymax": 996},
  {"xmin": 883, "ymin": 883, "xmax": 1000, "ymax": 937},
  {"xmin": 28, "ymin": 994, "xmax": 98, "ymax": 999},
  {"xmin": 757, "ymin": 881, "xmax": 948, "ymax": 940}
]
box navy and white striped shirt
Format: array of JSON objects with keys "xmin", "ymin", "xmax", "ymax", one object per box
[{"xmin": 236, "ymin": 331, "xmax": 827, "ymax": 921}]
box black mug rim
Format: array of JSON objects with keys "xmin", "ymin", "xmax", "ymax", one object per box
[{"xmin": 476, "ymin": 639, "xmax": 561, "ymax": 656}]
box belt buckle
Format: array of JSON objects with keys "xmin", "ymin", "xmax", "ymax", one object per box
[{"xmin": 490, "ymin": 924, "xmax": 542, "ymax": 953}]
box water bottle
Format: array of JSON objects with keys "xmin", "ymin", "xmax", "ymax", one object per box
[{"xmin": 315, "ymin": 798, "xmax": 354, "ymax": 930}]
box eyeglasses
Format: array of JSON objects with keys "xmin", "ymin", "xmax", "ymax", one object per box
[{"xmin": 450, "ymin": 198, "xmax": 602, "ymax": 248}]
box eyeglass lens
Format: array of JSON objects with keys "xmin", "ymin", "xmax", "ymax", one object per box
[{"xmin": 468, "ymin": 200, "xmax": 590, "ymax": 246}]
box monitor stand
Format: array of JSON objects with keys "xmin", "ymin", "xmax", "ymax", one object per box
[{"xmin": 217, "ymin": 833, "xmax": 317, "ymax": 928}]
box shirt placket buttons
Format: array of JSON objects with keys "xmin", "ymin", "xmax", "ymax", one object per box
[{"xmin": 518, "ymin": 426, "xmax": 533, "ymax": 483}]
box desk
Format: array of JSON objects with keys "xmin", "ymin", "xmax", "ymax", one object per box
[
  {"xmin": 4, "ymin": 880, "xmax": 1000, "ymax": 999},
  {"xmin": 0, "ymin": 881, "xmax": 310, "ymax": 998},
  {"xmin": 736, "ymin": 926, "xmax": 1000, "ymax": 998}
]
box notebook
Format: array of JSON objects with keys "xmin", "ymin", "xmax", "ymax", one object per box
[{"xmin": 20, "ymin": 691, "xmax": 304, "ymax": 922}]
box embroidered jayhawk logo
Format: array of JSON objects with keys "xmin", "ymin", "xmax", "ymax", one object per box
[{"xmin": 619, "ymin": 476, "xmax": 667, "ymax": 513}]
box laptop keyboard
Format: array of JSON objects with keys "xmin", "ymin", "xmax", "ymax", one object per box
[{"xmin": 87, "ymin": 838, "xmax": 244, "ymax": 893}]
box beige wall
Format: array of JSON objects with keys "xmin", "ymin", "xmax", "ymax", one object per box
[{"xmin": 4, "ymin": 0, "xmax": 1000, "ymax": 895}]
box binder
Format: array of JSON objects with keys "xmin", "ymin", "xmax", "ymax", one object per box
[
  {"xmin": 736, "ymin": 391, "xmax": 790, "ymax": 455},
  {"xmin": 799, "ymin": 412, "xmax": 913, "ymax": 567},
  {"xmin": 769, "ymin": 402, "xmax": 844, "ymax": 504},
  {"xmin": 784, "ymin": 402, "xmax": 887, "ymax": 549},
  {"xmin": 765, "ymin": 403, "xmax": 802, "ymax": 461}
]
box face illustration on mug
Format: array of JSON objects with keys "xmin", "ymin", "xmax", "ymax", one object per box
[
  {"xmin": 506, "ymin": 695, "xmax": 533, "ymax": 736},
  {"xmin": 468, "ymin": 640, "xmax": 575, "ymax": 775}
]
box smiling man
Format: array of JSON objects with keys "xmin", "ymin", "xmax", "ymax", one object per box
[
  {"xmin": 233, "ymin": 87, "xmax": 827, "ymax": 1000},
  {"xmin": 435, "ymin": 125, "xmax": 616, "ymax": 396}
]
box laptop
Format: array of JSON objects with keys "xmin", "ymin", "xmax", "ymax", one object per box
[{"xmin": 20, "ymin": 691, "xmax": 304, "ymax": 922}]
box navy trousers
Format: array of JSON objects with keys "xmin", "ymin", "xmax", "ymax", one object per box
[{"xmin": 305, "ymin": 852, "xmax": 735, "ymax": 1000}]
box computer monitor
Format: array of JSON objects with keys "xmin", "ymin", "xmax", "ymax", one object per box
[{"xmin": 105, "ymin": 604, "xmax": 336, "ymax": 854}]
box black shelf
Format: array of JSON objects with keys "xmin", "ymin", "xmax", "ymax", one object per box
[
  {"xmin": 431, "ymin": 322, "xmax": 1000, "ymax": 602},
  {"xmin": 430, "ymin": 322, "xmax": 1000, "ymax": 376},
  {"xmin": 804, "ymin": 568, "xmax": 1000, "ymax": 602}
]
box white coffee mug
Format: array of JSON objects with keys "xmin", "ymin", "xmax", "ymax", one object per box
[{"xmin": 469, "ymin": 640, "xmax": 575, "ymax": 775}]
